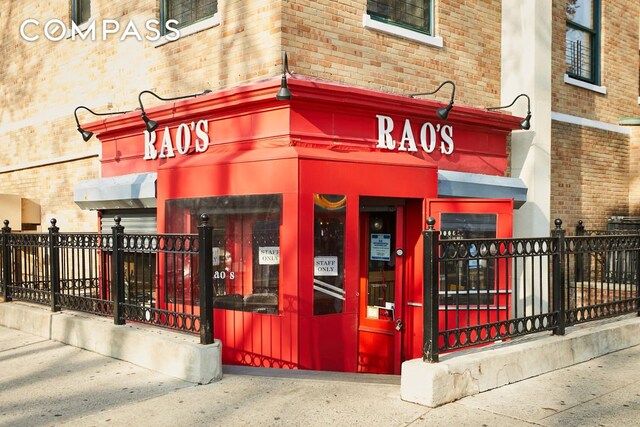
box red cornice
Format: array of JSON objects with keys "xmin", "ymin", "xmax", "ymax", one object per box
[{"xmin": 83, "ymin": 77, "xmax": 524, "ymax": 140}]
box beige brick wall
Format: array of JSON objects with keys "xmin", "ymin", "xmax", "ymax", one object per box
[
  {"xmin": 0, "ymin": 157, "xmax": 100, "ymax": 231},
  {"xmin": 552, "ymin": 1, "xmax": 640, "ymax": 122},
  {"xmin": 551, "ymin": 121, "xmax": 630, "ymax": 231},
  {"xmin": 282, "ymin": 0, "xmax": 503, "ymax": 108},
  {"xmin": 630, "ymin": 127, "xmax": 640, "ymax": 216},
  {"xmin": 1, "ymin": 1, "xmax": 282, "ymax": 231}
]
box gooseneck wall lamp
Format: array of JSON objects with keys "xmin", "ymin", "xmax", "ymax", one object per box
[
  {"xmin": 276, "ymin": 51, "xmax": 294, "ymax": 101},
  {"xmin": 74, "ymin": 106, "xmax": 130, "ymax": 142},
  {"xmin": 486, "ymin": 94, "xmax": 532, "ymax": 130},
  {"xmin": 409, "ymin": 80, "xmax": 456, "ymax": 120},
  {"xmin": 138, "ymin": 89, "xmax": 212, "ymax": 133}
]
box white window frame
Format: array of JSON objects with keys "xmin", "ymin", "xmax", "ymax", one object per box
[{"xmin": 362, "ymin": 13, "xmax": 443, "ymax": 48}]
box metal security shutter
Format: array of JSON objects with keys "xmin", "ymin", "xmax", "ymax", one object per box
[{"xmin": 100, "ymin": 209, "xmax": 157, "ymax": 234}]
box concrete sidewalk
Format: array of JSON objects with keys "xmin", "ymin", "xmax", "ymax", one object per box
[{"xmin": 2, "ymin": 326, "xmax": 640, "ymax": 426}]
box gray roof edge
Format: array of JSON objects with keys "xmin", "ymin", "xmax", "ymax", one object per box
[
  {"xmin": 438, "ymin": 170, "xmax": 528, "ymax": 209},
  {"xmin": 73, "ymin": 172, "xmax": 157, "ymax": 210}
]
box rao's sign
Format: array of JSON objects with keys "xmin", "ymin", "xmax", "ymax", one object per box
[
  {"xmin": 143, "ymin": 120, "xmax": 210, "ymax": 160},
  {"xmin": 375, "ymin": 114, "xmax": 454, "ymax": 155}
]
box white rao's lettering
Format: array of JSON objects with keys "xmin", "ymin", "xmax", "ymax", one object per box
[
  {"xmin": 375, "ymin": 114, "xmax": 455, "ymax": 155},
  {"xmin": 143, "ymin": 120, "xmax": 210, "ymax": 161}
]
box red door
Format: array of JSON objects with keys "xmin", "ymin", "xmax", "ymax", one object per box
[{"xmin": 357, "ymin": 204, "xmax": 405, "ymax": 374}]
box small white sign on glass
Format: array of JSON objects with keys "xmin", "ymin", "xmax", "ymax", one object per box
[
  {"xmin": 370, "ymin": 233, "xmax": 391, "ymax": 261},
  {"xmin": 314, "ymin": 256, "xmax": 338, "ymax": 276},
  {"xmin": 258, "ymin": 246, "xmax": 280, "ymax": 265}
]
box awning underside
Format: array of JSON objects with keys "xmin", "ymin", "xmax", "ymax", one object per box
[
  {"xmin": 73, "ymin": 173, "xmax": 157, "ymax": 210},
  {"xmin": 438, "ymin": 170, "xmax": 527, "ymax": 208}
]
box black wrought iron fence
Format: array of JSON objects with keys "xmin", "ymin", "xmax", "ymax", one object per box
[
  {"xmin": 0, "ymin": 215, "xmax": 215, "ymax": 344},
  {"xmin": 423, "ymin": 218, "xmax": 640, "ymax": 362},
  {"xmin": 3, "ymin": 215, "xmax": 639, "ymax": 357}
]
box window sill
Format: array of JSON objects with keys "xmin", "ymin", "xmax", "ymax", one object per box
[
  {"xmin": 152, "ymin": 13, "xmax": 221, "ymax": 48},
  {"xmin": 362, "ymin": 14, "xmax": 443, "ymax": 48},
  {"xmin": 564, "ymin": 74, "xmax": 607, "ymax": 95}
]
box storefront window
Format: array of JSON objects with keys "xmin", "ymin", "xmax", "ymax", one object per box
[
  {"xmin": 166, "ymin": 194, "xmax": 282, "ymax": 314},
  {"xmin": 313, "ymin": 194, "xmax": 346, "ymax": 315},
  {"xmin": 440, "ymin": 213, "xmax": 497, "ymax": 305}
]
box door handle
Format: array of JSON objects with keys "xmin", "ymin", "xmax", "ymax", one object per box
[{"xmin": 395, "ymin": 318, "xmax": 403, "ymax": 331}]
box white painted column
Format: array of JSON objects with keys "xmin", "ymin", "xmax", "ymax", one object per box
[
  {"xmin": 502, "ymin": 1, "xmax": 553, "ymax": 317},
  {"xmin": 502, "ymin": 0, "xmax": 552, "ymax": 238}
]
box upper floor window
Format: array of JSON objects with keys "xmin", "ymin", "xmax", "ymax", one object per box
[
  {"xmin": 565, "ymin": 0, "xmax": 600, "ymax": 85},
  {"xmin": 72, "ymin": 0, "xmax": 91, "ymax": 26},
  {"xmin": 367, "ymin": 0, "xmax": 433, "ymax": 35},
  {"xmin": 162, "ymin": 0, "xmax": 218, "ymax": 33}
]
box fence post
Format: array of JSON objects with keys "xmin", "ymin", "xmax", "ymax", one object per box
[
  {"xmin": 422, "ymin": 217, "xmax": 440, "ymax": 362},
  {"xmin": 552, "ymin": 218, "xmax": 566, "ymax": 335},
  {"xmin": 111, "ymin": 216, "xmax": 125, "ymax": 325},
  {"xmin": 48, "ymin": 219, "xmax": 61, "ymax": 312},
  {"xmin": 636, "ymin": 238, "xmax": 640, "ymax": 317},
  {"xmin": 198, "ymin": 214, "xmax": 214, "ymax": 345},
  {"xmin": 2, "ymin": 220, "xmax": 12, "ymax": 302},
  {"xmin": 575, "ymin": 220, "xmax": 585, "ymax": 282}
]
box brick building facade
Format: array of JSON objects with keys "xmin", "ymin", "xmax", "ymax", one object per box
[{"xmin": 1, "ymin": 0, "xmax": 639, "ymax": 234}]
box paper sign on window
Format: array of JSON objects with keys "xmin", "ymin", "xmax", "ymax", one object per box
[
  {"xmin": 211, "ymin": 247, "xmax": 220, "ymax": 265},
  {"xmin": 258, "ymin": 246, "xmax": 280, "ymax": 265},
  {"xmin": 370, "ymin": 233, "xmax": 391, "ymax": 261},
  {"xmin": 314, "ymin": 256, "xmax": 338, "ymax": 276}
]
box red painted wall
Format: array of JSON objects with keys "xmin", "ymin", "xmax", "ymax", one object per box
[{"xmin": 84, "ymin": 78, "xmax": 522, "ymax": 371}]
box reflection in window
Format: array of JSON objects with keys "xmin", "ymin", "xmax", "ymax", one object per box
[
  {"xmin": 72, "ymin": 0, "xmax": 91, "ymax": 25},
  {"xmin": 565, "ymin": 0, "xmax": 599, "ymax": 84},
  {"xmin": 313, "ymin": 194, "xmax": 346, "ymax": 315},
  {"xmin": 166, "ymin": 194, "xmax": 282, "ymax": 314},
  {"xmin": 162, "ymin": 0, "xmax": 218, "ymax": 32},
  {"xmin": 440, "ymin": 213, "xmax": 497, "ymax": 305},
  {"xmin": 367, "ymin": 0, "xmax": 433, "ymax": 35},
  {"xmin": 366, "ymin": 211, "xmax": 396, "ymax": 320}
]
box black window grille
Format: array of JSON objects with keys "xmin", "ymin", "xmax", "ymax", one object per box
[
  {"xmin": 565, "ymin": 0, "xmax": 600, "ymax": 84},
  {"xmin": 367, "ymin": 0, "xmax": 433, "ymax": 35},
  {"xmin": 163, "ymin": 0, "xmax": 218, "ymax": 31}
]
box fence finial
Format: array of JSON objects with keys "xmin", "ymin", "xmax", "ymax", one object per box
[
  {"xmin": 427, "ymin": 217, "xmax": 436, "ymax": 230},
  {"xmin": 200, "ymin": 213, "xmax": 209, "ymax": 225},
  {"xmin": 2, "ymin": 220, "xmax": 9, "ymax": 228},
  {"xmin": 554, "ymin": 218, "xmax": 563, "ymax": 229},
  {"xmin": 50, "ymin": 218, "xmax": 57, "ymax": 227},
  {"xmin": 114, "ymin": 215, "xmax": 121, "ymax": 226}
]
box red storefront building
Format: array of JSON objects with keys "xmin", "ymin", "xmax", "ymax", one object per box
[{"xmin": 76, "ymin": 77, "xmax": 525, "ymax": 374}]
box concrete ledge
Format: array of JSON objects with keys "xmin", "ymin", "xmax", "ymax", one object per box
[
  {"xmin": 401, "ymin": 316, "xmax": 640, "ymax": 407},
  {"xmin": 0, "ymin": 302, "xmax": 222, "ymax": 384},
  {"xmin": 0, "ymin": 301, "xmax": 53, "ymax": 337}
]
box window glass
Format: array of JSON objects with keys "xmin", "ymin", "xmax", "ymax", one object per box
[
  {"xmin": 166, "ymin": 194, "xmax": 282, "ymax": 315},
  {"xmin": 566, "ymin": 29, "xmax": 592, "ymax": 80},
  {"xmin": 366, "ymin": 211, "xmax": 396, "ymax": 320},
  {"xmin": 367, "ymin": 0, "xmax": 432, "ymax": 35},
  {"xmin": 440, "ymin": 213, "xmax": 497, "ymax": 305},
  {"xmin": 164, "ymin": 0, "xmax": 218, "ymax": 30},
  {"xmin": 565, "ymin": 0, "xmax": 599, "ymax": 83},
  {"xmin": 72, "ymin": 0, "xmax": 91, "ymax": 25},
  {"xmin": 566, "ymin": 0, "xmax": 593, "ymax": 29},
  {"xmin": 313, "ymin": 195, "xmax": 346, "ymax": 315}
]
